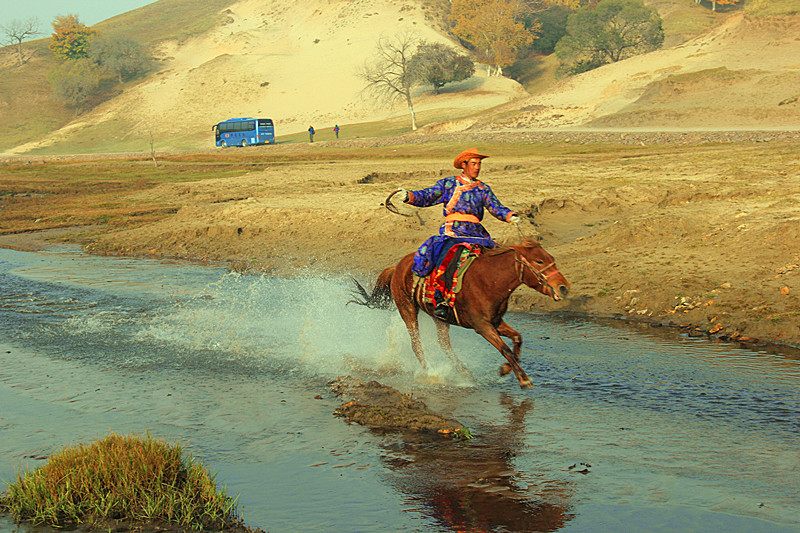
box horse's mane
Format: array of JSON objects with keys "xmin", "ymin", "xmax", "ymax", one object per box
[{"xmin": 483, "ymin": 238, "xmax": 541, "ymax": 257}]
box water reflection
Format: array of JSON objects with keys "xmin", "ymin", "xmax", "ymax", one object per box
[{"xmin": 382, "ymin": 394, "xmax": 572, "ymax": 532}]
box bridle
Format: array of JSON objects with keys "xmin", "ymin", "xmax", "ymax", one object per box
[{"xmin": 514, "ymin": 251, "xmax": 557, "ymax": 288}]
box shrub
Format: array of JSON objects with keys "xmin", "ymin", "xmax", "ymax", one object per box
[
  {"xmin": 47, "ymin": 58, "xmax": 102, "ymax": 114},
  {"xmin": 0, "ymin": 432, "xmax": 241, "ymax": 531},
  {"xmin": 88, "ymin": 36, "xmax": 153, "ymax": 83},
  {"xmin": 408, "ymin": 41, "xmax": 475, "ymax": 94}
]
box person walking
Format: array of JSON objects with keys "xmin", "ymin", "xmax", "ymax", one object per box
[
  {"xmin": 308, "ymin": 126, "xmax": 315, "ymax": 142},
  {"xmin": 334, "ymin": 124, "xmax": 340, "ymax": 139}
]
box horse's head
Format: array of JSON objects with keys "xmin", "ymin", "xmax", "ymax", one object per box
[{"xmin": 513, "ymin": 239, "xmax": 570, "ymax": 301}]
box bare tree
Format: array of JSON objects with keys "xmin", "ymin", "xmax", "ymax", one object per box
[
  {"xmin": 1, "ymin": 17, "xmax": 41, "ymax": 66},
  {"xmin": 147, "ymin": 125, "xmax": 158, "ymax": 167},
  {"xmin": 359, "ymin": 32, "xmax": 420, "ymax": 131}
]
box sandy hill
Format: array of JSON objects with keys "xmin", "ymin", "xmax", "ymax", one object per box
[
  {"xmin": 6, "ymin": 0, "xmax": 524, "ymax": 154},
  {"xmin": 434, "ymin": 11, "xmax": 800, "ymax": 133},
  {"xmin": 3, "ymin": 0, "xmax": 800, "ymax": 154}
]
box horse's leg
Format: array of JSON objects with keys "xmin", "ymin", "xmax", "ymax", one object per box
[
  {"xmin": 496, "ymin": 321, "xmax": 522, "ymax": 377},
  {"xmin": 396, "ymin": 300, "xmax": 427, "ymax": 370},
  {"xmin": 434, "ymin": 320, "xmax": 473, "ymax": 378},
  {"xmin": 474, "ymin": 323, "xmax": 533, "ymax": 389}
]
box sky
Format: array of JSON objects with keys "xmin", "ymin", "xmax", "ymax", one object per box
[{"xmin": 1, "ymin": 0, "xmax": 156, "ymax": 28}]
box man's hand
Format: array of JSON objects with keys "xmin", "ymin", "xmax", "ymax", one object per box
[
  {"xmin": 398, "ymin": 188, "xmax": 409, "ymax": 202},
  {"xmin": 509, "ymin": 214, "xmax": 521, "ymax": 224}
]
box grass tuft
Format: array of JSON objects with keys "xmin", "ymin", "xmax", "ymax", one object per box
[{"xmin": 0, "ymin": 432, "xmax": 242, "ymax": 530}]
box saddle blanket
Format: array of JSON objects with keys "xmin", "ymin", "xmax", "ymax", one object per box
[{"xmin": 413, "ymin": 243, "xmax": 482, "ymax": 310}]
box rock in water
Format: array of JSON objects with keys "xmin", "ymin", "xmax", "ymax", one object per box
[{"xmin": 329, "ymin": 376, "xmax": 467, "ymax": 438}]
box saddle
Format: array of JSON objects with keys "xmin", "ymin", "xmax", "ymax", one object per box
[{"xmin": 413, "ymin": 243, "xmax": 482, "ymax": 322}]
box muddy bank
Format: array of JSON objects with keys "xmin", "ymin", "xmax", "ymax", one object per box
[
  {"xmin": 330, "ymin": 376, "xmax": 468, "ymax": 438},
  {"xmin": 2, "ymin": 135, "xmax": 800, "ymax": 350}
]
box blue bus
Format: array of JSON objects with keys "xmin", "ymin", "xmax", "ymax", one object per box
[{"xmin": 213, "ymin": 117, "xmax": 275, "ymax": 147}]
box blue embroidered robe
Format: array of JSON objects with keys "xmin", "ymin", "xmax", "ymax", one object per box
[{"xmin": 406, "ymin": 175, "xmax": 515, "ymax": 276}]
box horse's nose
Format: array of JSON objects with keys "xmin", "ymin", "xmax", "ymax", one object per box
[{"xmin": 556, "ymin": 285, "xmax": 569, "ymax": 300}]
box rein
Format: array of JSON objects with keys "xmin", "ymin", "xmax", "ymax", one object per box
[{"xmin": 384, "ymin": 189, "xmax": 410, "ymax": 217}]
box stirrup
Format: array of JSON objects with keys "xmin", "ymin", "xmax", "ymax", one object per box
[{"xmin": 433, "ymin": 304, "xmax": 450, "ymax": 320}]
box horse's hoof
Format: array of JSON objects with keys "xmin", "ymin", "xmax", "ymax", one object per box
[
  {"xmin": 499, "ymin": 363, "xmax": 512, "ymax": 376},
  {"xmin": 520, "ymin": 381, "xmax": 534, "ymax": 390}
]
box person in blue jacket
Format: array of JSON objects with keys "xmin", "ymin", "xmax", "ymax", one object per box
[{"xmin": 398, "ymin": 148, "xmax": 520, "ymax": 317}]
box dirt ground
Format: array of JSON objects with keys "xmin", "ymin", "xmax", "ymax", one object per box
[{"xmin": 2, "ymin": 131, "xmax": 800, "ymax": 351}]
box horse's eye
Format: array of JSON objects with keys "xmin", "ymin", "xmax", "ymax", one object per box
[{"xmin": 535, "ymin": 260, "xmax": 545, "ymax": 265}]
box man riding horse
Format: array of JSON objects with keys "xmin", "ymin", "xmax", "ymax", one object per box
[
  {"xmin": 397, "ymin": 148, "xmax": 521, "ymax": 318},
  {"xmin": 353, "ymin": 149, "xmax": 568, "ymax": 388}
]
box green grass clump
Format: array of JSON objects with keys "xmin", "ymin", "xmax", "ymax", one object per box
[{"xmin": 0, "ymin": 433, "xmax": 240, "ymax": 530}]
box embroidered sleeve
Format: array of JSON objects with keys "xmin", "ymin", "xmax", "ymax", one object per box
[
  {"xmin": 482, "ymin": 184, "xmax": 514, "ymax": 221},
  {"xmin": 408, "ymin": 178, "xmax": 449, "ymax": 207}
]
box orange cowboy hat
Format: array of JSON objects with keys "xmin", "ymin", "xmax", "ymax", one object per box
[{"xmin": 453, "ymin": 148, "xmax": 488, "ymax": 169}]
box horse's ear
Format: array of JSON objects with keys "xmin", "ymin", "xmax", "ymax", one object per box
[{"xmin": 521, "ymin": 237, "xmax": 541, "ymax": 248}]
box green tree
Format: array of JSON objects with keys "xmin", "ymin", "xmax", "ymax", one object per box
[
  {"xmin": 525, "ymin": 5, "xmax": 572, "ymax": 54},
  {"xmin": 450, "ymin": 0, "xmax": 539, "ymax": 76},
  {"xmin": 359, "ymin": 32, "xmax": 420, "ymax": 131},
  {"xmin": 48, "ymin": 58, "xmax": 101, "ymax": 114},
  {"xmin": 408, "ymin": 42, "xmax": 474, "ymax": 94},
  {"xmin": 88, "ymin": 36, "xmax": 152, "ymax": 82},
  {"xmin": 1, "ymin": 17, "xmax": 41, "ymax": 66},
  {"xmin": 555, "ymin": 0, "xmax": 663, "ymax": 74},
  {"xmin": 49, "ymin": 14, "xmax": 98, "ymax": 60}
]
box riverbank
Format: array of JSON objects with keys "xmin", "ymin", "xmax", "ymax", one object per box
[{"xmin": 2, "ymin": 135, "xmax": 799, "ymax": 349}]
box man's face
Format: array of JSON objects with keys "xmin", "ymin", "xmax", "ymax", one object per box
[{"xmin": 463, "ymin": 158, "xmax": 482, "ymax": 179}]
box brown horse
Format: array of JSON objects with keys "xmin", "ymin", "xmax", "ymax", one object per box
[{"xmin": 351, "ymin": 239, "xmax": 569, "ymax": 389}]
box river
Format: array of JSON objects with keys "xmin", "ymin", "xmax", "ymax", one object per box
[{"xmin": 0, "ymin": 247, "xmax": 798, "ymax": 532}]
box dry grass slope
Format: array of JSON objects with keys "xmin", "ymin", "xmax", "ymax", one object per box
[{"xmin": 2, "ymin": 0, "xmax": 798, "ymax": 156}]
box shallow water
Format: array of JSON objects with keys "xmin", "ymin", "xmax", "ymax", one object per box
[{"xmin": 0, "ymin": 247, "xmax": 798, "ymax": 532}]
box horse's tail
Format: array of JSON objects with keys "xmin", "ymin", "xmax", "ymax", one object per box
[{"xmin": 348, "ymin": 266, "xmax": 395, "ymax": 309}]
